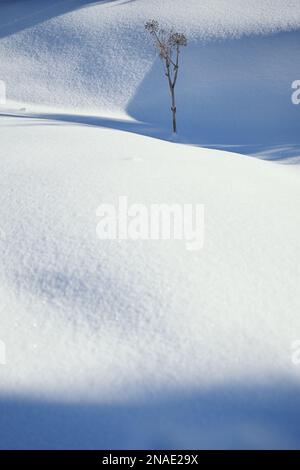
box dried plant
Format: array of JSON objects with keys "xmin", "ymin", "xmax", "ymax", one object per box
[{"xmin": 145, "ymin": 20, "xmax": 187, "ymax": 134}]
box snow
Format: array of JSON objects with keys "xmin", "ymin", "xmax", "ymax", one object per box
[
  {"xmin": 1, "ymin": 0, "xmax": 300, "ymax": 158},
  {"xmin": 0, "ymin": 0, "xmax": 300, "ymax": 449}
]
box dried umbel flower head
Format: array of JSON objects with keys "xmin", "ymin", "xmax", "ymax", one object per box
[
  {"xmin": 169, "ymin": 32, "xmax": 187, "ymax": 47},
  {"xmin": 145, "ymin": 20, "xmax": 159, "ymax": 34}
]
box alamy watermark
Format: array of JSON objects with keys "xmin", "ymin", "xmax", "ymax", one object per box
[
  {"xmin": 96, "ymin": 196, "xmax": 204, "ymax": 251},
  {"xmin": 0, "ymin": 340, "xmax": 6, "ymax": 365},
  {"xmin": 291, "ymin": 80, "xmax": 300, "ymax": 105},
  {"xmin": 0, "ymin": 80, "xmax": 6, "ymax": 105}
]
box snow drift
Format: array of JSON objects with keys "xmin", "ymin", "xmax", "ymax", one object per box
[
  {"xmin": 0, "ymin": 0, "xmax": 300, "ymax": 449},
  {"xmin": 0, "ymin": 0, "xmax": 300, "ymax": 157}
]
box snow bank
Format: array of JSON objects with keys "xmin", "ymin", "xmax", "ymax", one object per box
[
  {"xmin": 1, "ymin": 0, "xmax": 299, "ymax": 156},
  {"xmin": 0, "ymin": 116, "xmax": 300, "ymax": 447},
  {"xmin": 0, "ymin": 0, "xmax": 299, "ymax": 109},
  {"xmin": 0, "ymin": 0, "xmax": 300, "ymax": 449}
]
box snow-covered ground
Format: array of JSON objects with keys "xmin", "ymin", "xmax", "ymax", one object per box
[{"xmin": 0, "ymin": 0, "xmax": 300, "ymax": 449}]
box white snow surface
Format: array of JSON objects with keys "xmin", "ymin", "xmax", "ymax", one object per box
[
  {"xmin": 0, "ymin": 0, "xmax": 300, "ymax": 449},
  {"xmin": 0, "ymin": 0, "xmax": 299, "ymax": 111},
  {"xmin": 1, "ymin": 0, "xmax": 300, "ymax": 156}
]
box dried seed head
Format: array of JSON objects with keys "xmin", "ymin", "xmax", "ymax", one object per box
[
  {"xmin": 145, "ymin": 20, "xmax": 159, "ymax": 34},
  {"xmin": 169, "ymin": 32, "xmax": 187, "ymax": 47}
]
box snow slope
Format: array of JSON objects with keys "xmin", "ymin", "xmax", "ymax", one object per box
[
  {"xmin": 0, "ymin": 0, "xmax": 300, "ymax": 449},
  {"xmin": 0, "ymin": 0, "xmax": 300, "ymax": 157},
  {"xmin": 1, "ymin": 115, "xmax": 300, "ymax": 449}
]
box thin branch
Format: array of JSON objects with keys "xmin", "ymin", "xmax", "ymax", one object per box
[{"xmin": 172, "ymin": 45, "xmax": 179, "ymax": 88}]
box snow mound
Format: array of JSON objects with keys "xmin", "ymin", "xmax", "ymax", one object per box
[
  {"xmin": 1, "ymin": 0, "xmax": 300, "ymax": 449},
  {"xmin": 1, "ymin": 0, "xmax": 300, "ymax": 156},
  {"xmin": 0, "ymin": 116, "xmax": 300, "ymax": 448}
]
